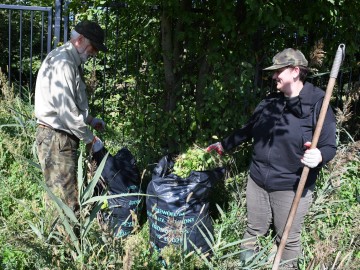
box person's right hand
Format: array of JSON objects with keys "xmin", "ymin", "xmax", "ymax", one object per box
[
  {"xmin": 206, "ymin": 142, "xmax": 224, "ymax": 155},
  {"xmin": 301, "ymin": 141, "xmax": 322, "ymax": 168},
  {"xmin": 91, "ymin": 136, "xmax": 104, "ymax": 153}
]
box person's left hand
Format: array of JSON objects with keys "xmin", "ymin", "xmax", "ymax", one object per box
[
  {"xmin": 90, "ymin": 117, "xmax": 106, "ymax": 131},
  {"xmin": 301, "ymin": 142, "xmax": 322, "ymax": 168}
]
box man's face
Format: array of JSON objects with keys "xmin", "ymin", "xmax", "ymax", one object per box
[{"xmin": 77, "ymin": 36, "xmax": 98, "ymax": 63}]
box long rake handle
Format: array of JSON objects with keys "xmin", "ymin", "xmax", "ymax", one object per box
[{"xmin": 272, "ymin": 44, "xmax": 345, "ymax": 270}]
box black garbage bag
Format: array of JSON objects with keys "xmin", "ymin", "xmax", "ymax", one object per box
[
  {"xmin": 92, "ymin": 147, "xmax": 142, "ymax": 238},
  {"xmin": 146, "ymin": 155, "xmax": 225, "ymax": 255}
]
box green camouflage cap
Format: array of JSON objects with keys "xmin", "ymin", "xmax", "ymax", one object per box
[{"xmin": 263, "ymin": 48, "xmax": 308, "ymax": 70}]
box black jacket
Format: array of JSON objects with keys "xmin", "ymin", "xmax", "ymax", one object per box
[{"xmin": 221, "ymin": 82, "xmax": 337, "ymax": 191}]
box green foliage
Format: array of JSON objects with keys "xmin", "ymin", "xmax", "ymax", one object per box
[
  {"xmin": 0, "ymin": 246, "xmax": 29, "ymax": 270},
  {"xmin": 1, "ymin": 2, "xmax": 360, "ymax": 268},
  {"xmin": 337, "ymin": 161, "xmax": 360, "ymax": 203},
  {"xmin": 300, "ymin": 145, "xmax": 360, "ymax": 269},
  {"xmin": 3, "ymin": 0, "xmax": 360, "ymax": 162},
  {"xmin": 172, "ymin": 146, "xmax": 227, "ymax": 178},
  {"xmin": 4, "ymin": 0, "xmax": 357, "ymax": 163}
]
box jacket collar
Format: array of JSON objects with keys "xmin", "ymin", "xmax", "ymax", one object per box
[
  {"xmin": 284, "ymin": 82, "xmax": 324, "ymax": 118},
  {"xmin": 297, "ymin": 82, "xmax": 313, "ymax": 117}
]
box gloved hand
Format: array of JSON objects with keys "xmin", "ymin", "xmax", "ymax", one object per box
[
  {"xmin": 90, "ymin": 117, "xmax": 106, "ymax": 131},
  {"xmin": 92, "ymin": 137, "xmax": 104, "ymax": 153},
  {"xmin": 206, "ymin": 142, "xmax": 224, "ymax": 155},
  {"xmin": 301, "ymin": 141, "xmax": 322, "ymax": 168}
]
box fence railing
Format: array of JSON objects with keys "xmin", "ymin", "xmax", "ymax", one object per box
[{"xmin": 0, "ymin": 4, "xmax": 52, "ymax": 96}]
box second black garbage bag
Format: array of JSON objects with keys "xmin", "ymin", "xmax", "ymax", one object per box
[{"xmin": 146, "ymin": 154, "xmax": 225, "ymax": 256}]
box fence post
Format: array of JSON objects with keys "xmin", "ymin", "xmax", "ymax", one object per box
[
  {"xmin": 63, "ymin": 0, "xmax": 70, "ymax": 42},
  {"xmin": 54, "ymin": 0, "xmax": 62, "ymax": 48}
]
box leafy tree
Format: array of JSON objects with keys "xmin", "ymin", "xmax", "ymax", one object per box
[{"xmin": 2, "ymin": 0, "xmax": 359, "ymax": 160}]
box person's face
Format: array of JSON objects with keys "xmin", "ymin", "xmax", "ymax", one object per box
[
  {"xmin": 77, "ymin": 36, "xmax": 99, "ymax": 63},
  {"xmin": 272, "ymin": 66, "xmax": 296, "ymax": 92}
]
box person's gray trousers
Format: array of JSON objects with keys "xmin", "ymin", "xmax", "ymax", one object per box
[{"xmin": 241, "ymin": 175, "xmax": 314, "ymax": 267}]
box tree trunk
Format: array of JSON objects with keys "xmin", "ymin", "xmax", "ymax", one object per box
[
  {"xmin": 196, "ymin": 55, "xmax": 210, "ymax": 130},
  {"xmin": 161, "ymin": 3, "xmax": 187, "ymax": 151},
  {"xmin": 161, "ymin": 10, "xmax": 177, "ymax": 113}
]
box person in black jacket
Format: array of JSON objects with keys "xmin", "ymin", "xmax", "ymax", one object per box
[{"xmin": 206, "ymin": 48, "xmax": 336, "ymax": 269}]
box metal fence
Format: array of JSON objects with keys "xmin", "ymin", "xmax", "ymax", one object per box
[
  {"xmin": 0, "ymin": 3, "xmax": 129, "ymax": 98},
  {"xmin": 0, "ymin": 4, "xmax": 54, "ymax": 96}
]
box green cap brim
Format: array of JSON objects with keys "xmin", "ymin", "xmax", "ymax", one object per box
[{"xmin": 263, "ymin": 64, "xmax": 289, "ymax": 71}]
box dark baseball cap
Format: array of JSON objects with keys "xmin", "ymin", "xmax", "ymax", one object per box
[
  {"xmin": 74, "ymin": 20, "xmax": 108, "ymax": 52},
  {"xmin": 263, "ymin": 48, "xmax": 308, "ymax": 70}
]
